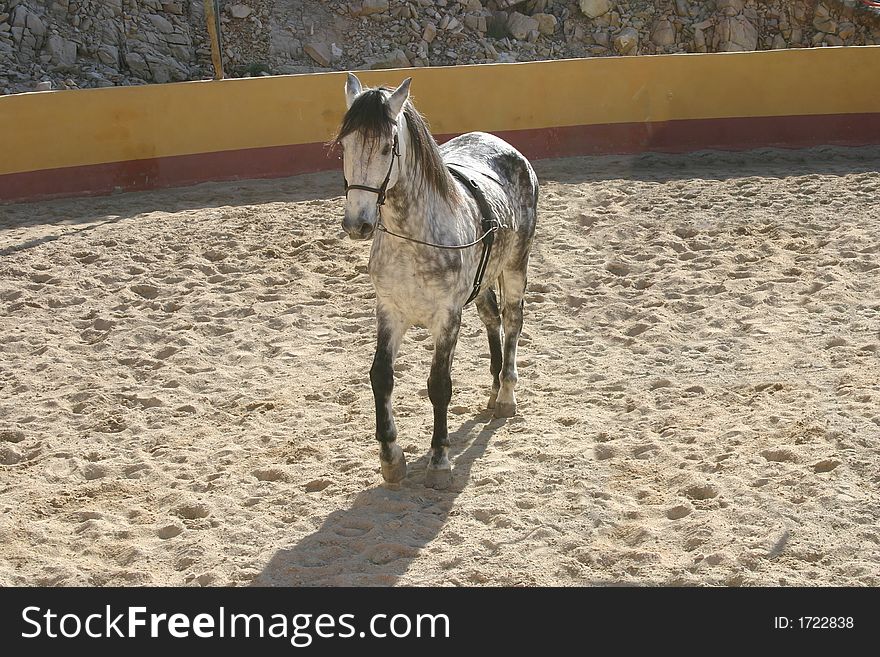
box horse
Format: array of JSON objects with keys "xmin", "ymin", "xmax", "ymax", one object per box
[{"xmin": 334, "ymin": 73, "xmax": 538, "ymax": 489}]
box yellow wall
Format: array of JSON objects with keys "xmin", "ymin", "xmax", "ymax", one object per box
[{"xmin": 1, "ymin": 46, "xmax": 879, "ymax": 177}]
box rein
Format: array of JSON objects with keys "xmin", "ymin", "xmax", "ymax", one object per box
[{"xmin": 375, "ymin": 222, "xmax": 498, "ymax": 250}]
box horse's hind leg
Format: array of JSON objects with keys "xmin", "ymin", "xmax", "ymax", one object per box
[
  {"xmin": 475, "ymin": 287, "xmax": 502, "ymax": 410},
  {"xmin": 496, "ymin": 265, "xmax": 528, "ymax": 418},
  {"xmin": 372, "ymin": 307, "xmax": 407, "ymax": 484},
  {"xmin": 425, "ymin": 309, "xmax": 462, "ymax": 489}
]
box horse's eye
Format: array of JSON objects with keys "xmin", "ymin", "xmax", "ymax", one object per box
[{"xmin": 382, "ymin": 145, "xmax": 391, "ymax": 156}]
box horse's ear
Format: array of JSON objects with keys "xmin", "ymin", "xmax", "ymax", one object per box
[
  {"xmin": 386, "ymin": 77, "xmax": 412, "ymax": 120},
  {"xmin": 345, "ymin": 73, "xmax": 362, "ymax": 109}
]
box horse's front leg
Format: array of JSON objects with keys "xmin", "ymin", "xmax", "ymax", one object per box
[
  {"xmin": 371, "ymin": 306, "xmax": 407, "ymax": 484},
  {"xmin": 425, "ymin": 309, "xmax": 462, "ymax": 489}
]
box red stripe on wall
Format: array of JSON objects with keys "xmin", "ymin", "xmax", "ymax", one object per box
[
  {"xmin": 492, "ymin": 112, "xmax": 880, "ymax": 159},
  {"xmin": 0, "ymin": 142, "xmax": 335, "ymax": 204},
  {"xmin": 3, "ymin": 113, "xmax": 880, "ymax": 204}
]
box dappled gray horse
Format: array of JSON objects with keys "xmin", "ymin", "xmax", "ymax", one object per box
[{"xmin": 335, "ymin": 73, "xmax": 538, "ymax": 489}]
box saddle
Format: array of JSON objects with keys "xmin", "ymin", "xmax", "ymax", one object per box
[{"xmin": 446, "ymin": 162, "xmax": 504, "ymax": 306}]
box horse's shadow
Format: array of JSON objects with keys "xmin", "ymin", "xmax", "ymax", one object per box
[{"xmin": 252, "ymin": 413, "xmax": 500, "ymax": 586}]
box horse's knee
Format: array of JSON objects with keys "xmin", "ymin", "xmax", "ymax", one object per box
[
  {"xmin": 427, "ymin": 372, "xmax": 452, "ymax": 406},
  {"xmin": 370, "ymin": 353, "xmax": 393, "ymax": 395}
]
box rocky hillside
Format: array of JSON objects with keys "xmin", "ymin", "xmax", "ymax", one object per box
[{"xmin": 1, "ymin": 1, "xmax": 880, "ymax": 94}]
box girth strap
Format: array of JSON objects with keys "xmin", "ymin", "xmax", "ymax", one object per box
[{"xmin": 446, "ymin": 163, "xmax": 500, "ymax": 307}]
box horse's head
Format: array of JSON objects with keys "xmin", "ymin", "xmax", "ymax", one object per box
[{"xmin": 336, "ymin": 73, "xmax": 411, "ymax": 240}]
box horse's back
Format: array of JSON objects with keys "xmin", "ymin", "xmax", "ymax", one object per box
[{"xmin": 440, "ymin": 132, "xmax": 538, "ymax": 228}]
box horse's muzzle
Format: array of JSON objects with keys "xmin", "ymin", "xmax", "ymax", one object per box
[{"xmin": 342, "ymin": 211, "xmax": 376, "ymax": 240}]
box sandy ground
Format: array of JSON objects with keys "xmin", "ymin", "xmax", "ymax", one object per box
[{"xmin": 1, "ymin": 146, "xmax": 878, "ymax": 587}]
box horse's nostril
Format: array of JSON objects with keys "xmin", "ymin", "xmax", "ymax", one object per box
[{"xmin": 359, "ymin": 222, "xmax": 373, "ymax": 237}]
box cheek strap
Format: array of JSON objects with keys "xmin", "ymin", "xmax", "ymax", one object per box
[{"xmin": 343, "ymin": 134, "xmax": 400, "ymax": 207}]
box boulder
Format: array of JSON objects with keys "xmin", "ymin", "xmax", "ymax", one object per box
[
  {"xmin": 714, "ymin": 16, "xmax": 758, "ymax": 51},
  {"xmin": 651, "ymin": 20, "xmax": 676, "ymax": 46},
  {"xmin": 360, "ymin": 0, "xmax": 389, "ymax": 16},
  {"xmin": 364, "ymin": 48, "xmax": 410, "ymax": 69},
  {"xmin": 229, "ymin": 4, "xmax": 253, "ymax": 19},
  {"xmin": 579, "ymin": 0, "xmax": 612, "ymax": 19},
  {"xmin": 507, "ymin": 12, "xmax": 539, "ymax": 41},
  {"xmin": 97, "ymin": 44, "xmax": 119, "ymax": 66},
  {"xmin": 613, "ymin": 27, "xmax": 639, "ymax": 55},
  {"xmin": 533, "ymin": 13, "xmax": 557, "ymax": 36},
  {"xmin": 147, "ymin": 14, "xmax": 174, "ymax": 34},
  {"xmin": 304, "ymin": 41, "xmax": 332, "ymax": 67},
  {"xmin": 47, "ymin": 34, "xmax": 77, "ymax": 66}
]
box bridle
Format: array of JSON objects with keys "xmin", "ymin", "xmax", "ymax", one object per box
[
  {"xmin": 340, "ymin": 133, "xmax": 504, "ymax": 306},
  {"xmin": 343, "ymin": 133, "xmax": 400, "ymax": 208}
]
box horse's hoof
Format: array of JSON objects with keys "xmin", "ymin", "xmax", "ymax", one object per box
[
  {"xmin": 487, "ymin": 392, "xmax": 498, "ymax": 410},
  {"xmin": 493, "ymin": 402, "xmax": 517, "ymax": 418},
  {"xmin": 425, "ymin": 464, "xmax": 452, "ymax": 490},
  {"xmin": 380, "ymin": 443, "xmax": 407, "ymax": 484}
]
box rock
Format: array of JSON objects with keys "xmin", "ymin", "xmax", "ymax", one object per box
[
  {"xmin": 229, "ymin": 4, "xmax": 253, "ymax": 19},
  {"xmin": 714, "ymin": 16, "xmax": 757, "ymax": 51},
  {"xmin": 360, "ymin": 0, "xmax": 389, "ymax": 16},
  {"xmin": 674, "ymin": 0, "xmax": 689, "ymax": 18},
  {"xmin": 824, "ymin": 34, "xmax": 843, "ymax": 46},
  {"xmin": 164, "ymin": 32, "xmax": 191, "ymax": 45},
  {"xmin": 11, "ymin": 6, "xmax": 28, "ymax": 28},
  {"xmin": 97, "ymin": 44, "xmax": 119, "ymax": 66},
  {"xmin": 465, "ymin": 0, "xmax": 483, "ymax": 11},
  {"xmin": 25, "ymin": 12, "xmax": 45, "ymax": 37},
  {"xmin": 533, "ymin": 13, "xmax": 557, "ymax": 36},
  {"xmin": 464, "ymin": 14, "xmax": 487, "ymax": 33},
  {"xmin": 613, "ymin": 27, "xmax": 639, "ymax": 55},
  {"xmin": 716, "ymin": 0, "xmax": 744, "ymax": 13},
  {"xmin": 651, "ymin": 19, "xmax": 676, "ymax": 46},
  {"xmin": 507, "ymin": 11, "xmax": 539, "ymax": 41},
  {"xmin": 527, "ymin": 0, "xmax": 547, "ymax": 13},
  {"xmin": 304, "ymin": 41, "xmax": 332, "ymax": 67},
  {"xmin": 304, "ymin": 479, "xmax": 332, "ymax": 493},
  {"xmin": 364, "ymin": 48, "xmax": 410, "ymax": 69},
  {"xmin": 34, "ymin": 80, "xmax": 52, "ymax": 92},
  {"xmin": 46, "ymin": 34, "xmax": 77, "ymax": 67},
  {"xmin": 579, "ymin": 0, "xmax": 612, "ymax": 19},
  {"xmin": 813, "ymin": 16, "xmax": 837, "ymax": 34},
  {"xmin": 147, "ymin": 57, "xmax": 173, "ymax": 84},
  {"xmin": 423, "ymin": 22, "xmax": 437, "ymax": 43},
  {"xmin": 837, "ymin": 22, "xmax": 855, "ymax": 40},
  {"xmin": 693, "ymin": 27, "xmax": 706, "ymax": 51},
  {"xmin": 147, "ymin": 14, "xmax": 174, "ymax": 34},
  {"xmin": 124, "ymin": 52, "xmax": 151, "ymax": 78},
  {"xmin": 770, "ymin": 33, "xmax": 786, "ymax": 49}
]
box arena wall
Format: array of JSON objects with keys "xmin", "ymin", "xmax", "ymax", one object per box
[{"xmin": 2, "ymin": 46, "xmax": 880, "ymax": 203}]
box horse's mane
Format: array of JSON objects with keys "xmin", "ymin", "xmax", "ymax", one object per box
[{"xmin": 334, "ymin": 87, "xmax": 452, "ymax": 200}]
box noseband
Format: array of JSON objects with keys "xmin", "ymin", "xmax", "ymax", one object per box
[{"xmin": 343, "ymin": 133, "xmax": 400, "ymax": 207}]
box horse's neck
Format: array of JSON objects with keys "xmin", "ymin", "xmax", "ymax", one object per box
[
  {"xmin": 381, "ymin": 119, "xmax": 455, "ymax": 239},
  {"xmin": 381, "ymin": 178, "xmax": 433, "ymax": 236},
  {"xmin": 381, "ymin": 153, "xmax": 435, "ymax": 239}
]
